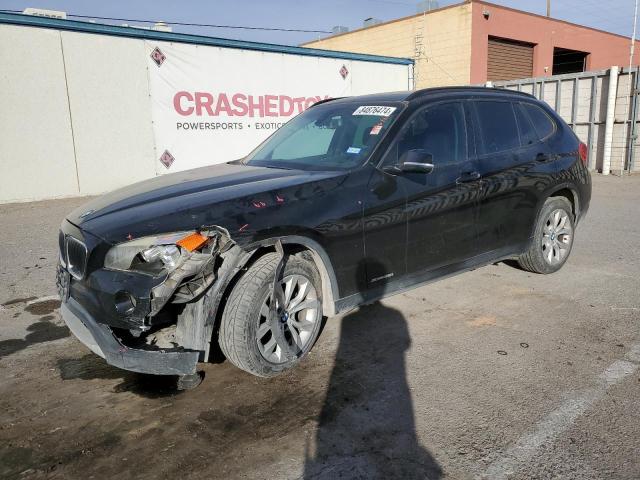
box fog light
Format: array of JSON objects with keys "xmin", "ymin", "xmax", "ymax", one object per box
[{"xmin": 114, "ymin": 290, "xmax": 136, "ymax": 316}]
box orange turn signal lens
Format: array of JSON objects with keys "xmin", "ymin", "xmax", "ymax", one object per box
[{"xmin": 176, "ymin": 232, "xmax": 209, "ymax": 252}]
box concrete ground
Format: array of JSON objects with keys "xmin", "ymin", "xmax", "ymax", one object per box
[{"xmin": 0, "ymin": 175, "xmax": 639, "ymax": 480}]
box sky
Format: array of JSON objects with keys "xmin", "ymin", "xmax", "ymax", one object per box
[{"xmin": 0, "ymin": 0, "xmax": 636, "ymax": 45}]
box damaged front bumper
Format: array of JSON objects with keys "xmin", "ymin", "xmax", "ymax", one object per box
[
  {"xmin": 56, "ymin": 221, "xmax": 235, "ymax": 376},
  {"xmin": 57, "ymin": 255, "xmax": 204, "ymax": 375},
  {"xmin": 60, "ymin": 295, "xmax": 199, "ymax": 375}
]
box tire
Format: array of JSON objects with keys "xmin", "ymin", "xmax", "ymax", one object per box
[
  {"xmin": 219, "ymin": 251, "xmax": 323, "ymax": 377},
  {"xmin": 518, "ymin": 196, "xmax": 575, "ymax": 274}
]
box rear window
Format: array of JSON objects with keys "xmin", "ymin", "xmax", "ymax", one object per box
[
  {"xmin": 522, "ymin": 103, "xmax": 555, "ymax": 139},
  {"xmin": 474, "ymin": 101, "xmax": 520, "ymax": 154}
]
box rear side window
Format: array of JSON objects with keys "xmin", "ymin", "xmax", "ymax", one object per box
[
  {"xmin": 474, "ymin": 101, "xmax": 520, "ymax": 154},
  {"xmin": 514, "ymin": 104, "xmax": 538, "ymax": 146},
  {"xmin": 522, "ymin": 103, "xmax": 555, "ymax": 139}
]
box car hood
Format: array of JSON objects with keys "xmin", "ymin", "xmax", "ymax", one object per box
[{"xmin": 68, "ymin": 162, "xmax": 344, "ymax": 244}]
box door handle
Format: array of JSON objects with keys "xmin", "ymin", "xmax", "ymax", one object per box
[
  {"xmin": 536, "ymin": 153, "xmax": 554, "ymax": 162},
  {"xmin": 456, "ymin": 171, "xmax": 481, "ymax": 184}
]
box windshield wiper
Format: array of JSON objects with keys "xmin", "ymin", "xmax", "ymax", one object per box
[{"xmin": 255, "ymin": 163, "xmax": 297, "ymax": 171}]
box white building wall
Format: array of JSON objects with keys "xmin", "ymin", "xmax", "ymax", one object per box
[
  {"xmin": 348, "ymin": 59, "xmax": 411, "ymax": 94},
  {"xmin": 60, "ymin": 31, "xmax": 156, "ymax": 195},
  {"xmin": 0, "ymin": 25, "xmax": 79, "ymax": 202},
  {"xmin": 0, "ymin": 21, "xmax": 412, "ymax": 203}
]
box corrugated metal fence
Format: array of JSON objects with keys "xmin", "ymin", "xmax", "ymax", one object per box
[{"xmin": 489, "ymin": 67, "xmax": 639, "ymax": 175}]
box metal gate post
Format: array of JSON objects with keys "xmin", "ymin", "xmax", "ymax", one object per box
[
  {"xmin": 555, "ymin": 80, "xmax": 561, "ymax": 112},
  {"xmin": 587, "ymin": 74, "xmax": 598, "ymax": 170},
  {"xmin": 603, "ymin": 66, "xmax": 620, "ymax": 175},
  {"xmin": 571, "ymin": 77, "xmax": 579, "ymax": 131},
  {"xmin": 625, "ymin": 67, "xmax": 639, "ymax": 172}
]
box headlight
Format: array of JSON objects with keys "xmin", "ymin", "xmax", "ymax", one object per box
[
  {"xmin": 104, "ymin": 231, "xmax": 208, "ymax": 273},
  {"xmin": 141, "ymin": 245, "xmax": 181, "ymax": 268}
]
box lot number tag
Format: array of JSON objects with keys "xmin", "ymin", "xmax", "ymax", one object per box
[{"xmin": 352, "ymin": 106, "xmax": 396, "ymax": 116}]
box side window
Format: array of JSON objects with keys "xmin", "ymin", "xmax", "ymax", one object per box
[
  {"xmin": 474, "ymin": 101, "xmax": 520, "ymax": 154},
  {"xmin": 386, "ymin": 102, "xmax": 467, "ymax": 165},
  {"xmin": 514, "ymin": 103, "xmax": 539, "ymax": 146},
  {"xmin": 522, "ymin": 103, "xmax": 555, "ymax": 140}
]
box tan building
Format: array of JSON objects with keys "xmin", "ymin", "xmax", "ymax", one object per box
[{"xmin": 303, "ymin": 0, "xmax": 640, "ymax": 89}]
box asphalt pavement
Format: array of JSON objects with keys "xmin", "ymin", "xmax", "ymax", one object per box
[{"xmin": 0, "ymin": 174, "xmax": 639, "ymax": 479}]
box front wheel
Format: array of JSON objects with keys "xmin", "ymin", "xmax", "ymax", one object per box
[
  {"xmin": 518, "ymin": 197, "xmax": 575, "ymax": 274},
  {"xmin": 218, "ymin": 251, "xmax": 323, "ymax": 377}
]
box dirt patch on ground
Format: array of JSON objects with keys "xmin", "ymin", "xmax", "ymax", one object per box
[{"xmin": 25, "ymin": 300, "xmax": 61, "ymax": 316}]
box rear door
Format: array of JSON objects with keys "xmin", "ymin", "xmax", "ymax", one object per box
[{"xmin": 472, "ymin": 99, "xmax": 555, "ymax": 254}]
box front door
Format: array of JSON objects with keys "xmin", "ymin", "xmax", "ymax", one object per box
[
  {"xmin": 379, "ymin": 101, "xmax": 481, "ymax": 276},
  {"xmin": 362, "ymin": 166, "xmax": 408, "ymax": 291}
]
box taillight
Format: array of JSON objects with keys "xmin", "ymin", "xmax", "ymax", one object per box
[{"xmin": 578, "ymin": 142, "xmax": 588, "ymax": 165}]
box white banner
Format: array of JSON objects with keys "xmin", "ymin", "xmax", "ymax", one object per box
[{"xmin": 145, "ymin": 41, "xmax": 410, "ymax": 174}]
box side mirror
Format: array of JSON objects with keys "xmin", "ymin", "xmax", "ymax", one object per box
[{"xmin": 399, "ymin": 149, "xmax": 434, "ymax": 174}]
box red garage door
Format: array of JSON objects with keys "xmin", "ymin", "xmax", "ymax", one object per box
[{"xmin": 487, "ymin": 37, "xmax": 534, "ymax": 81}]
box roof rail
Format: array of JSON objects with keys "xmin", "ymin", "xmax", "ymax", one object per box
[{"xmin": 406, "ymin": 86, "xmax": 536, "ymax": 101}]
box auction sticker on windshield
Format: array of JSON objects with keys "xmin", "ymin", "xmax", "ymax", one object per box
[{"xmin": 352, "ymin": 106, "xmax": 397, "ymax": 116}]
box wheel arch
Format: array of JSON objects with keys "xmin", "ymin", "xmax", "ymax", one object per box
[
  {"xmin": 547, "ymin": 184, "xmax": 580, "ymax": 219},
  {"xmin": 518, "ymin": 184, "xmax": 578, "ymax": 274},
  {"xmin": 243, "ymin": 236, "xmax": 340, "ymax": 317},
  {"xmin": 525, "ymin": 183, "xmax": 580, "ymax": 250},
  {"xmin": 181, "ymin": 235, "xmax": 339, "ymax": 362},
  {"xmin": 216, "ymin": 235, "xmax": 339, "ymax": 321}
]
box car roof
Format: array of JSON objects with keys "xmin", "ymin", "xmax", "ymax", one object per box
[{"xmin": 325, "ymin": 86, "xmax": 536, "ymax": 106}]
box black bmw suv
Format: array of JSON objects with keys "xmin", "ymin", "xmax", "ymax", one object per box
[{"xmin": 57, "ymin": 87, "xmax": 591, "ymax": 383}]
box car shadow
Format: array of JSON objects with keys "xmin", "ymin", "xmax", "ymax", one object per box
[
  {"xmin": 57, "ymin": 353, "xmax": 185, "ymax": 399},
  {"xmin": 303, "ymin": 260, "xmax": 442, "ymax": 479}
]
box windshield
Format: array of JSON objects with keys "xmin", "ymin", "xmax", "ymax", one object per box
[{"xmin": 244, "ymin": 101, "xmax": 404, "ymax": 171}]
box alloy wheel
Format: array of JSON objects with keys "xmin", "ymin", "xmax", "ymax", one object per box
[
  {"xmin": 256, "ymin": 274, "xmax": 320, "ymax": 364},
  {"xmin": 541, "ymin": 208, "xmax": 573, "ymax": 265}
]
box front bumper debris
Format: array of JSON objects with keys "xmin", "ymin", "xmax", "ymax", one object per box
[
  {"xmin": 60, "ymin": 297, "xmax": 199, "ymax": 375},
  {"xmin": 56, "ymin": 222, "xmax": 237, "ymax": 374}
]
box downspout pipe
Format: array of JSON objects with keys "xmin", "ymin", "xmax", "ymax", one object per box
[{"xmin": 602, "ymin": 66, "xmax": 619, "ymax": 175}]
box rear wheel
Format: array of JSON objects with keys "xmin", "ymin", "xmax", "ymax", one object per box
[
  {"xmin": 518, "ymin": 197, "xmax": 575, "ymax": 274},
  {"xmin": 219, "ymin": 252, "xmax": 323, "ymax": 377}
]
